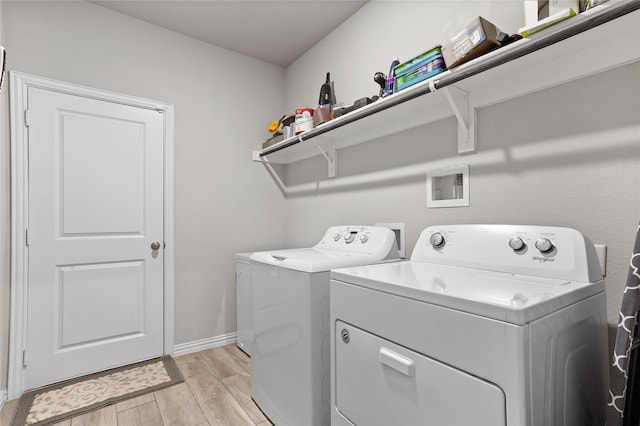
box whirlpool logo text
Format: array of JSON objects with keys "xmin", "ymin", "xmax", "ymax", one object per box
[{"xmin": 532, "ymin": 256, "xmax": 555, "ymax": 263}]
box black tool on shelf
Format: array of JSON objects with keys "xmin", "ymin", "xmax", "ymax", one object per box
[{"xmin": 373, "ymin": 72, "xmax": 387, "ymax": 99}]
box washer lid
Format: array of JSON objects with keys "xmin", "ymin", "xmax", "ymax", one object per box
[
  {"xmin": 250, "ymin": 225, "xmax": 399, "ymax": 273},
  {"xmin": 330, "ymin": 261, "xmax": 604, "ymax": 325},
  {"xmin": 235, "ymin": 252, "xmax": 253, "ymax": 262},
  {"xmin": 251, "ymin": 248, "xmax": 396, "ymax": 273}
]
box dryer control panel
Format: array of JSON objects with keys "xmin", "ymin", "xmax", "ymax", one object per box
[{"xmin": 412, "ymin": 224, "xmax": 602, "ymax": 283}]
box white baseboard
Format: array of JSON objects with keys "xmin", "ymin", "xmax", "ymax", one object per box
[
  {"xmin": 0, "ymin": 388, "xmax": 7, "ymax": 412},
  {"xmin": 173, "ymin": 332, "xmax": 237, "ymax": 357}
]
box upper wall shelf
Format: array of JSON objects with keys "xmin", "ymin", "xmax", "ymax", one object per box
[{"xmin": 253, "ymin": 2, "xmax": 640, "ymax": 170}]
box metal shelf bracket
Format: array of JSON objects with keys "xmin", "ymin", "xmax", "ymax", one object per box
[
  {"xmin": 310, "ymin": 138, "xmax": 336, "ymax": 178},
  {"xmin": 252, "ymin": 136, "xmax": 337, "ymax": 181},
  {"xmin": 442, "ymin": 85, "xmax": 476, "ymax": 154},
  {"xmin": 252, "ymin": 153, "xmax": 288, "ymax": 195}
]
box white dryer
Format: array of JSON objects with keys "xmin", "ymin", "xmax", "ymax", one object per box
[
  {"xmin": 330, "ymin": 224, "xmax": 609, "ymax": 426},
  {"xmin": 250, "ymin": 226, "xmax": 399, "ymax": 426}
]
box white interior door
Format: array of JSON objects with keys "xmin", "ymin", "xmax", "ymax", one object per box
[{"xmin": 25, "ymin": 86, "xmax": 165, "ymax": 390}]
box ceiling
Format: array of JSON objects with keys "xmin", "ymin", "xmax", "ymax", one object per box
[{"xmin": 90, "ymin": 0, "xmax": 369, "ymax": 68}]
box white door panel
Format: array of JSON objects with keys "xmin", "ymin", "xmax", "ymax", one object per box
[
  {"xmin": 60, "ymin": 111, "xmax": 145, "ymax": 235},
  {"xmin": 26, "ymin": 87, "xmax": 164, "ymax": 389},
  {"xmin": 58, "ymin": 261, "xmax": 145, "ymax": 347}
]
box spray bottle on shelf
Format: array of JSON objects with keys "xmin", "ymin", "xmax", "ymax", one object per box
[{"xmin": 383, "ymin": 57, "xmax": 400, "ymax": 97}]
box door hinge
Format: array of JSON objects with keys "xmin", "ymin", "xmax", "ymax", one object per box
[
  {"xmin": 24, "ymin": 110, "xmax": 31, "ymax": 127},
  {"xmin": 25, "ymin": 228, "xmax": 30, "ymax": 247},
  {"xmin": 22, "ymin": 349, "xmax": 28, "ymax": 367}
]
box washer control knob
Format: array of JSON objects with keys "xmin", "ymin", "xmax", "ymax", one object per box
[
  {"xmin": 360, "ymin": 234, "xmax": 369, "ymax": 243},
  {"xmin": 429, "ymin": 232, "xmax": 446, "ymax": 249},
  {"xmin": 535, "ymin": 238, "xmax": 554, "ymax": 253},
  {"xmin": 509, "ymin": 236, "xmax": 526, "ymax": 251},
  {"xmin": 333, "ymin": 233, "xmax": 342, "ymax": 241},
  {"xmin": 344, "ymin": 233, "xmax": 356, "ymax": 244}
]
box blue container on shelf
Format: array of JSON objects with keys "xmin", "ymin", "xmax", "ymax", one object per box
[{"xmin": 394, "ymin": 45, "xmax": 446, "ymax": 92}]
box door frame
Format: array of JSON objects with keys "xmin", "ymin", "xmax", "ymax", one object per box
[{"xmin": 8, "ymin": 71, "xmax": 175, "ymax": 399}]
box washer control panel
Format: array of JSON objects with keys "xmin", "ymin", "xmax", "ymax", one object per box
[
  {"xmin": 330, "ymin": 229, "xmax": 367, "ymax": 245},
  {"xmin": 316, "ymin": 226, "xmax": 399, "ymax": 257},
  {"xmin": 328, "ymin": 227, "xmax": 373, "ymax": 246},
  {"xmin": 412, "ymin": 224, "xmax": 602, "ymax": 283}
]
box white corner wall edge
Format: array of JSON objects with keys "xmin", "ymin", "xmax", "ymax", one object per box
[{"xmin": 173, "ymin": 332, "xmax": 238, "ymax": 357}]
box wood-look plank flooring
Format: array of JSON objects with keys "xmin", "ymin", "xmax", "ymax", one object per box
[{"xmin": 0, "ymin": 344, "xmax": 272, "ymax": 426}]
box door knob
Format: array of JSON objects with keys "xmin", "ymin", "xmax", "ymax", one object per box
[{"xmin": 151, "ymin": 241, "xmax": 161, "ymax": 250}]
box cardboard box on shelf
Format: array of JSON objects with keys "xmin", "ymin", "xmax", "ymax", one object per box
[
  {"xmin": 441, "ymin": 16, "xmax": 501, "ymax": 69},
  {"xmin": 262, "ymin": 134, "xmax": 283, "ymax": 149}
]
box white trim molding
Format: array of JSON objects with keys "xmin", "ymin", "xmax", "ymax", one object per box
[
  {"xmin": 8, "ymin": 71, "xmax": 175, "ymax": 399},
  {"xmin": 0, "ymin": 389, "xmax": 7, "ymax": 411},
  {"xmin": 173, "ymin": 332, "xmax": 238, "ymax": 357}
]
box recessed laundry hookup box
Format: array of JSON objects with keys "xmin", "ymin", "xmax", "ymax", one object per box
[{"xmin": 441, "ymin": 16, "xmax": 502, "ymax": 69}]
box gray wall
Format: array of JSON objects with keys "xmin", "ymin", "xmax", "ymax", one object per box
[
  {"xmin": 0, "ymin": 0, "xmax": 287, "ymax": 393},
  {"xmin": 279, "ymin": 2, "xmax": 640, "ymax": 344}
]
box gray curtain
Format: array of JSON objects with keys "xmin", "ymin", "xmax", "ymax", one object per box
[{"xmin": 607, "ymin": 223, "xmax": 640, "ymax": 425}]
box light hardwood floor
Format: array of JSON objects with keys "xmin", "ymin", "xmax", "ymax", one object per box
[{"xmin": 0, "ymin": 344, "xmax": 272, "ymax": 426}]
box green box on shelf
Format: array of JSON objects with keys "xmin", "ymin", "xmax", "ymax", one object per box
[{"xmin": 394, "ymin": 46, "xmax": 446, "ymax": 92}]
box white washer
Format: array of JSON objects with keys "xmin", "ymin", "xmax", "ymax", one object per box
[
  {"xmin": 250, "ymin": 226, "xmax": 399, "ymax": 426},
  {"xmin": 330, "ymin": 224, "xmax": 609, "ymax": 426}
]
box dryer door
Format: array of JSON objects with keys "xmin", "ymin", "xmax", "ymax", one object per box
[{"xmin": 335, "ymin": 321, "xmax": 506, "ymax": 426}]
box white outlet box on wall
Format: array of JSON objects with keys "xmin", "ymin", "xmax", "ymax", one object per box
[
  {"xmin": 375, "ymin": 223, "xmax": 406, "ymax": 259},
  {"xmin": 426, "ymin": 165, "xmax": 469, "ymax": 208}
]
